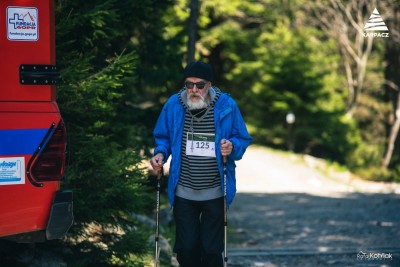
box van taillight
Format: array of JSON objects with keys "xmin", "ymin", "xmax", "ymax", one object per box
[{"xmin": 31, "ymin": 120, "xmax": 67, "ymax": 181}]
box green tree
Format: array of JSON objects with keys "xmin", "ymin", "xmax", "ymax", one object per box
[
  {"xmin": 55, "ymin": 0, "xmax": 175, "ymax": 265},
  {"xmin": 232, "ymin": 21, "xmax": 359, "ymax": 161}
]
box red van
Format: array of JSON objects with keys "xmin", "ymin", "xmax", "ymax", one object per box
[{"xmin": 0, "ymin": 0, "xmax": 73, "ymax": 247}]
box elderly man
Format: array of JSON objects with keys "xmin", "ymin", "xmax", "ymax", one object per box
[{"xmin": 151, "ymin": 61, "xmax": 252, "ymax": 267}]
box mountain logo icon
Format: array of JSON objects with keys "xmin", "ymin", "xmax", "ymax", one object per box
[{"xmin": 364, "ymin": 8, "xmax": 389, "ymax": 31}]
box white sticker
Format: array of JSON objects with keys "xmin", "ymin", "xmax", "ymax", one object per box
[
  {"xmin": 7, "ymin": 6, "xmax": 39, "ymax": 41},
  {"xmin": 186, "ymin": 132, "xmax": 216, "ymax": 157},
  {"xmin": 0, "ymin": 157, "xmax": 25, "ymax": 185}
]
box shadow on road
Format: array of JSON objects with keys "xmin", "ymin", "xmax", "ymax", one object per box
[
  {"xmin": 230, "ymin": 192, "xmax": 400, "ymax": 250},
  {"xmin": 229, "ymin": 192, "xmax": 400, "ymax": 266}
]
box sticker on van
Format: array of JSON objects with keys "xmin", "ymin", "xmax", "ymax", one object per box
[
  {"xmin": 0, "ymin": 157, "xmax": 25, "ymax": 185},
  {"xmin": 7, "ymin": 6, "xmax": 39, "ymax": 41}
]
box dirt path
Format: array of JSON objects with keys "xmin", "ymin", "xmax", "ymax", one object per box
[
  {"xmin": 228, "ymin": 145, "xmax": 400, "ymax": 266},
  {"xmin": 235, "ymin": 146, "xmax": 400, "ymax": 195}
]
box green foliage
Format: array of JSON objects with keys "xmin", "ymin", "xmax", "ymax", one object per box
[
  {"xmin": 346, "ymin": 142, "xmax": 385, "ymax": 170},
  {"xmin": 354, "ymin": 165, "xmax": 395, "ymax": 182},
  {"xmin": 225, "ymin": 19, "xmax": 355, "ymax": 161},
  {"xmin": 395, "ymin": 167, "xmax": 400, "ymax": 183},
  {"xmin": 64, "ymin": 227, "xmax": 149, "ymax": 267},
  {"xmin": 55, "ymin": 0, "xmax": 179, "ymax": 265}
]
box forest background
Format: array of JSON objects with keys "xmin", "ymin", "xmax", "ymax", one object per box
[{"xmin": 53, "ymin": 0, "xmax": 400, "ymax": 266}]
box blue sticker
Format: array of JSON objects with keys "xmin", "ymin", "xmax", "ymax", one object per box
[{"xmin": 0, "ymin": 157, "xmax": 25, "ymax": 185}]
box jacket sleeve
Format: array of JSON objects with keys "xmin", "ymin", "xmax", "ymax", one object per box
[
  {"xmin": 229, "ymin": 101, "xmax": 253, "ymax": 161},
  {"xmin": 153, "ymin": 101, "xmax": 172, "ymax": 161}
]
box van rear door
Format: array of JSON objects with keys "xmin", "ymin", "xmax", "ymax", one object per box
[
  {"xmin": 0, "ymin": 0, "xmax": 57, "ymax": 101},
  {"xmin": 0, "ymin": 0, "xmax": 72, "ymax": 242}
]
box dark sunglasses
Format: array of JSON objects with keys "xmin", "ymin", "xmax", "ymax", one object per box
[{"xmin": 185, "ymin": 81, "xmax": 208, "ymax": 89}]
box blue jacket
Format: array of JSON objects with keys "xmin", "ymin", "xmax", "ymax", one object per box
[{"xmin": 153, "ymin": 88, "xmax": 252, "ymax": 207}]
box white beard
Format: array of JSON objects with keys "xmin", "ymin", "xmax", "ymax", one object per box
[{"xmin": 187, "ymin": 92, "xmax": 209, "ymax": 110}]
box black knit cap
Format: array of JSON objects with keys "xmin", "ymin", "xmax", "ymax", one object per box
[{"xmin": 183, "ymin": 61, "xmax": 213, "ymax": 82}]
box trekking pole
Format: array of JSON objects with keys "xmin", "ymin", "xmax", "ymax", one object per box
[
  {"xmin": 223, "ymin": 156, "xmax": 228, "ymax": 267},
  {"xmin": 154, "ymin": 168, "xmax": 163, "ymax": 267}
]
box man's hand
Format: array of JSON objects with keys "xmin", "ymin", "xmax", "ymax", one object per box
[
  {"xmin": 150, "ymin": 153, "xmax": 164, "ymax": 173},
  {"xmin": 220, "ymin": 139, "xmax": 233, "ymax": 157}
]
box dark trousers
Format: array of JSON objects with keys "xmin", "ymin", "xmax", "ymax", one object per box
[{"xmin": 173, "ymin": 196, "xmax": 224, "ymax": 267}]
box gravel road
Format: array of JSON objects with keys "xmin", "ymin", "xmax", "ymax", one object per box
[{"xmin": 228, "ymin": 145, "xmax": 400, "ymax": 267}]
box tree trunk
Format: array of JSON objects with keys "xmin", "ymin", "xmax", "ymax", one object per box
[
  {"xmin": 187, "ymin": 0, "xmax": 199, "ymax": 63},
  {"xmin": 307, "ymin": 0, "xmax": 376, "ymax": 116},
  {"xmin": 382, "ymin": 93, "xmax": 400, "ymax": 167},
  {"xmin": 382, "ymin": 4, "xmax": 400, "ymax": 167}
]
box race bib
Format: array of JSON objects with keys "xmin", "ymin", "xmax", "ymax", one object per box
[{"xmin": 186, "ymin": 132, "xmax": 216, "ymax": 157}]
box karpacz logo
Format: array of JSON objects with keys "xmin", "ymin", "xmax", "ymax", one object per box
[
  {"xmin": 9, "ymin": 11, "xmax": 37, "ymax": 30},
  {"xmin": 363, "ymin": 32, "xmax": 389, "ymax": 38},
  {"xmin": 363, "ymin": 8, "xmax": 389, "ymax": 38}
]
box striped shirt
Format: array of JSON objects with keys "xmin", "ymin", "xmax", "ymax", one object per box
[{"xmin": 176, "ymin": 89, "xmax": 223, "ymax": 201}]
